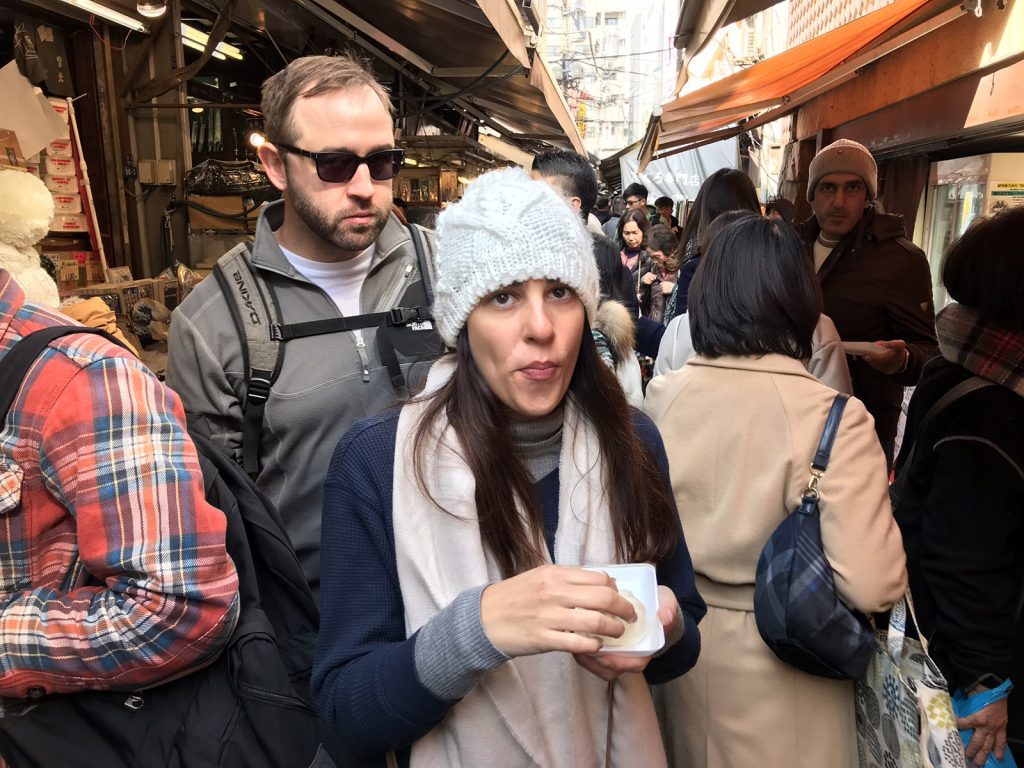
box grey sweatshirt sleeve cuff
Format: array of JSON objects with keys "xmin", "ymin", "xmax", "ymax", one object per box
[{"xmin": 413, "ymin": 584, "xmax": 510, "ymax": 701}]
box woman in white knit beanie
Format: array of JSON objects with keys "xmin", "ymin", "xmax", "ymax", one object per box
[{"xmin": 315, "ymin": 167, "xmax": 705, "ymax": 767}]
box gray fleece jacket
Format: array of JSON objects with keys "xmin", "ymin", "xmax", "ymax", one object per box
[{"xmin": 166, "ymin": 201, "xmax": 439, "ymax": 602}]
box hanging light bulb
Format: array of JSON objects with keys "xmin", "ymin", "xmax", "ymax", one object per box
[
  {"xmin": 136, "ymin": 0, "xmax": 167, "ymax": 18},
  {"xmin": 248, "ymin": 132, "xmax": 266, "ymax": 148}
]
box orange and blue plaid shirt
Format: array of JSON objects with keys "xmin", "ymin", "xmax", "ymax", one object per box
[{"xmin": 0, "ymin": 271, "xmax": 239, "ymax": 715}]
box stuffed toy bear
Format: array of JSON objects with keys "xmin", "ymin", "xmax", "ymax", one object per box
[
  {"xmin": 0, "ymin": 168, "xmax": 140, "ymax": 356},
  {"xmin": 0, "ymin": 168, "xmax": 61, "ymax": 308}
]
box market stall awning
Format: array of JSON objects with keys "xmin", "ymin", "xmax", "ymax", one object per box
[
  {"xmin": 673, "ymin": 0, "xmax": 786, "ymax": 92},
  {"xmin": 301, "ymin": 0, "xmax": 585, "ymax": 154},
  {"xmin": 640, "ymin": 0, "xmax": 965, "ymax": 169}
]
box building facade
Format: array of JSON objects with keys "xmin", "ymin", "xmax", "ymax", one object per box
[{"xmin": 545, "ymin": 0, "xmax": 678, "ymax": 158}]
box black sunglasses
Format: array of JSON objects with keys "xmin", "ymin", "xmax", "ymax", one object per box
[{"xmin": 274, "ymin": 143, "xmax": 405, "ymax": 183}]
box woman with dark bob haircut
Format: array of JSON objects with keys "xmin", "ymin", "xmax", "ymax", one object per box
[
  {"xmin": 688, "ymin": 215, "xmax": 820, "ymax": 360},
  {"xmin": 651, "ymin": 211, "xmax": 852, "ymax": 394},
  {"xmin": 644, "ymin": 216, "xmax": 906, "ymax": 768},
  {"xmin": 314, "ymin": 168, "xmax": 705, "ymax": 766},
  {"xmin": 892, "ymin": 205, "xmax": 1024, "ymax": 767}
]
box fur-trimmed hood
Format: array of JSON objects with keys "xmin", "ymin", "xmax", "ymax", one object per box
[{"xmin": 593, "ymin": 299, "xmax": 636, "ymax": 364}]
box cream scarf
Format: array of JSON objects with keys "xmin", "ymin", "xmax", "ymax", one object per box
[{"xmin": 393, "ymin": 358, "xmax": 666, "ymax": 768}]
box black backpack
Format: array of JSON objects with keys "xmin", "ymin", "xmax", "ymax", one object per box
[{"xmin": 0, "ymin": 326, "xmax": 323, "ymax": 767}]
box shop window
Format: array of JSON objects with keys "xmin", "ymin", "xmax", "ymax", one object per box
[{"xmin": 926, "ymin": 181, "xmax": 985, "ymax": 308}]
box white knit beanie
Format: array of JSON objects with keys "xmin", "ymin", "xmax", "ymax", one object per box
[
  {"xmin": 433, "ymin": 167, "xmax": 599, "ymax": 347},
  {"xmin": 806, "ymin": 139, "xmax": 878, "ymax": 202}
]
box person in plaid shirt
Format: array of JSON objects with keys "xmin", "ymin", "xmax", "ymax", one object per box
[{"xmin": 0, "ymin": 269, "xmax": 239, "ymax": 719}]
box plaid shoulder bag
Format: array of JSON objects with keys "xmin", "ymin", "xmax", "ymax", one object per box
[{"xmin": 753, "ymin": 393, "xmax": 877, "ymax": 679}]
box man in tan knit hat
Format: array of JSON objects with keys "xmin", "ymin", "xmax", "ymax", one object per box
[{"xmin": 798, "ymin": 138, "xmax": 936, "ymax": 465}]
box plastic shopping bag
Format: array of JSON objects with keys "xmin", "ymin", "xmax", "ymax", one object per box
[{"xmin": 951, "ymin": 680, "xmax": 1016, "ymax": 768}]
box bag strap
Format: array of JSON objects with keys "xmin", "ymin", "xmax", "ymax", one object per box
[
  {"xmin": 215, "ymin": 226, "xmax": 440, "ymax": 476},
  {"xmin": 273, "ymin": 306, "xmax": 430, "ymax": 340},
  {"xmin": 605, "ymin": 679, "xmax": 615, "ymax": 768},
  {"xmin": 886, "ymin": 591, "xmax": 931, "ymax": 663},
  {"xmin": 804, "ymin": 394, "xmax": 849, "ymax": 496},
  {"xmin": 890, "ymin": 373, "xmax": 996, "ymax": 505},
  {"xmin": 885, "ymin": 374, "xmax": 995, "ymax": 663},
  {"xmin": 887, "ymin": 594, "xmax": 910, "ymax": 661},
  {"xmin": 215, "ymin": 243, "xmax": 281, "ymax": 478},
  {"xmin": 0, "ymin": 326, "xmax": 126, "ymax": 425},
  {"xmin": 407, "ymin": 222, "xmax": 435, "ymax": 309}
]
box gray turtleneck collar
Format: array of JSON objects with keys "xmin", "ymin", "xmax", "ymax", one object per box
[{"xmin": 509, "ymin": 405, "xmax": 564, "ymax": 482}]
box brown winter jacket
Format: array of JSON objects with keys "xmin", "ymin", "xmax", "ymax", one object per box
[{"xmin": 799, "ymin": 206, "xmax": 936, "ymax": 461}]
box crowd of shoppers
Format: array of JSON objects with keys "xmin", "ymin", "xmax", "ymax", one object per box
[{"xmin": 1, "ymin": 50, "xmax": 1021, "ymax": 768}]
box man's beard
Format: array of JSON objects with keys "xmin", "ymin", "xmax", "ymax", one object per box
[{"xmin": 290, "ymin": 184, "xmax": 389, "ymax": 253}]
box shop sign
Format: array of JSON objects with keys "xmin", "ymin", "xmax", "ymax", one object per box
[{"xmin": 989, "ymin": 182, "xmax": 1024, "ymax": 213}]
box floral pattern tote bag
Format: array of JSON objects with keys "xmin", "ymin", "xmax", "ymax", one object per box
[{"xmin": 855, "ymin": 594, "xmax": 968, "ymax": 768}]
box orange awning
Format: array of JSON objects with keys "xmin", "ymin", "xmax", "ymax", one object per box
[
  {"xmin": 673, "ymin": 0, "xmax": 786, "ymax": 93},
  {"xmin": 641, "ymin": 0, "xmax": 962, "ymax": 168}
]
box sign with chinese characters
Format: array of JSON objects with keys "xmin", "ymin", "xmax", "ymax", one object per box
[{"xmin": 619, "ymin": 137, "xmax": 737, "ymax": 202}]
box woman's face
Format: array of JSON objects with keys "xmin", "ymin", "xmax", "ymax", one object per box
[
  {"xmin": 466, "ymin": 278, "xmax": 584, "ymax": 421},
  {"xmin": 622, "ymin": 221, "xmax": 643, "ymax": 250}
]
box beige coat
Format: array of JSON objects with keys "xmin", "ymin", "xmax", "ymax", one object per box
[
  {"xmin": 653, "ymin": 313, "xmax": 853, "ymax": 395},
  {"xmin": 644, "ymin": 354, "xmax": 906, "ymax": 768}
]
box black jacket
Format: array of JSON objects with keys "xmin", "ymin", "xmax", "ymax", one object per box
[
  {"xmin": 893, "ymin": 356, "xmax": 1024, "ymax": 735},
  {"xmin": 799, "ymin": 207, "xmax": 937, "ymax": 461}
]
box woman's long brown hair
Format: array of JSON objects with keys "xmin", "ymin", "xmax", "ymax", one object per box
[{"xmin": 412, "ymin": 320, "xmax": 678, "ymax": 578}]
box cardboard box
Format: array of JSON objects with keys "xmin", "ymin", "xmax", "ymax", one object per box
[
  {"xmin": 47, "ymin": 97, "xmax": 69, "ymax": 123},
  {"xmin": 71, "ymin": 279, "xmax": 156, "ymax": 318},
  {"xmin": 53, "ymin": 256, "xmax": 81, "ymax": 291},
  {"xmin": 49, "ymin": 251, "xmax": 101, "ymax": 291},
  {"xmin": 52, "ymin": 193, "xmax": 82, "ymax": 213},
  {"xmin": 43, "ymin": 174, "xmax": 76, "ymax": 194},
  {"xmin": 186, "ymin": 194, "xmax": 256, "ymax": 233},
  {"xmin": 151, "ymin": 277, "xmax": 181, "ymax": 311},
  {"xmin": 4, "ymin": 163, "xmax": 42, "ymax": 178},
  {"xmin": 51, "ymin": 213, "xmax": 88, "ymax": 232},
  {"xmin": 69, "ymin": 251, "xmax": 103, "ymax": 284},
  {"xmin": 39, "ymin": 234, "xmax": 91, "ymax": 251},
  {"xmin": 43, "ymin": 156, "xmax": 76, "ymax": 176},
  {"xmin": 0, "ymin": 129, "xmax": 40, "ymax": 167},
  {"xmin": 84, "ymin": 253, "xmax": 104, "ymax": 284},
  {"xmin": 106, "ymin": 266, "xmax": 134, "ymax": 283},
  {"xmin": 45, "ymin": 139, "xmax": 73, "ymax": 157}
]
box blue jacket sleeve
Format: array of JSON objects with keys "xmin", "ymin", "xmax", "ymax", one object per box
[
  {"xmin": 673, "ymin": 256, "xmax": 701, "ymax": 319},
  {"xmin": 313, "ymin": 412, "xmax": 454, "ymax": 759},
  {"xmin": 631, "ymin": 409, "xmax": 706, "ymax": 684}
]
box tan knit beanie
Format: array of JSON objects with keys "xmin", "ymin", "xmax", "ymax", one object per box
[{"xmin": 806, "ymin": 139, "xmax": 877, "ymax": 202}]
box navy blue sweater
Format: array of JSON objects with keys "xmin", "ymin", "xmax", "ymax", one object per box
[{"xmin": 313, "ymin": 407, "xmax": 705, "ymax": 766}]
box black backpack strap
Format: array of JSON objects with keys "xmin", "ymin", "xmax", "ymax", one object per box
[
  {"xmin": 274, "ymin": 306, "xmax": 429, "ymax": 340},
  {"xmin": 890, "ymin": 375, "xmax": 995, "ymax": 505},
  {"xmin": 214, "ymin": 244, "xmax": 281, "ymax": 478},
  {"xmin": 213, "ymin": 227, "xmax": 439, "ymax": 474},
  {"xmin": 0, "ymin": 327, "xmax": 125, "ymax": 425},
  {"xmin": 408, "ymin": 222, "xmax": 435, "ymax": 309},
  {"xmin": 805, "ymin": 394, "xmax": 849, "ymax": 496}
]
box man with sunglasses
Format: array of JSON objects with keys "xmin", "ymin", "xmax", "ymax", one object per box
[{"xmin": 167, "ymin": 54, "xmax": 442, "ymax": 608}]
